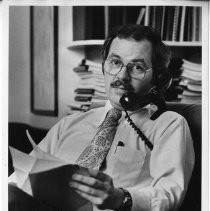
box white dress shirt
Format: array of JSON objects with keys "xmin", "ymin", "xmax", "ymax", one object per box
[{"xmin": 10, "ymin": 101, "xmax": 195, "ymax": 211}]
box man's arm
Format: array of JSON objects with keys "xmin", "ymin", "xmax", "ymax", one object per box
[{"xmin": 126, "ymin": 115, "xmax": 195, "ymax": 211}]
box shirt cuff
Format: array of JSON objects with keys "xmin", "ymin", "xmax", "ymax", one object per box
[{"xmin": 127, "ymin": 187, "xmax": 151, "ymax": 211}]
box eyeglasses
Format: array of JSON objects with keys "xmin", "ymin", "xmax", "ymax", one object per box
[{"xmin": 104, "ymin": 58, "xmax": 152, "ymax": 80}]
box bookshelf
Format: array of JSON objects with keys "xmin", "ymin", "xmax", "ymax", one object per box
[
  {"xmin": 68, "ymin": 40, "xmax": 202, "ymax": 48},
  {"xmin": 67, "ymin": 5, "xmax": 202, "ymax": 111},
  {"xmin": 72, "ymin": 6, "xmax": 202, "ymax": 44}
]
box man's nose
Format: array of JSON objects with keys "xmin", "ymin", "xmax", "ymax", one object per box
[{"xmin": 116, "ymin": 66, "xmax": 131, "ymax": 81}]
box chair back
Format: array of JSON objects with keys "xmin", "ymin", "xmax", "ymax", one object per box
[{"xmin": 166, "ymin": 102, "xmax": 201, "ymax": 211}]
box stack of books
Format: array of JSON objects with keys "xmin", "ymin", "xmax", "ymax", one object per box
[
  {"xmin": 178, "ymin": 59, "xmax": 202, "ymax": 104},
  {"xmin": 68, "ymin": 59, "xmax": 107, "ymax": 112}
]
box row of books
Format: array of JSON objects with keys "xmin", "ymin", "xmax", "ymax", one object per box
[
  {"xmin": 73, "ymin": 6, "xmax": 202, "ymax": 42},
  {"xmin": 138, "ymin": 6, "xmax": 201, "ymax": 42},
  {"xmin": 68, "ymin": 59, "xmax": 106, "ymax": 112}
]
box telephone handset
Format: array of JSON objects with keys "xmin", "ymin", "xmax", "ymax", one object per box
[
  {"xmin": 120, "ymin": 72, "xmax": 172, "ymax": 119},
  {"xmin": 119, "ymin": 72, "xmax": 172, "ymax": 150}
]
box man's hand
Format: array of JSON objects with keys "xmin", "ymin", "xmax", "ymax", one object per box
[{"xmin": 69, "ymin": 169, "xmax": 124, "ymax": 210}]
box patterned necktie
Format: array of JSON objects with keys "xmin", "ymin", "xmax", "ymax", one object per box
[{"xmin": 76, "ymin": 108, "xmax": 122, "ymax": 170}]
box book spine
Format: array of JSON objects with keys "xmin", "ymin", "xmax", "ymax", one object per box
[
  {"xmin": 166, "ymin": 6, "xmax": 175, "ymax": 41},
  {"xmin": 136, "ymin": 7, "xmax": 146, "ymax": 25},
  {"xmin": 195, "ymin": 7, "xmax": 200, "ymax": 41},
  {"xmin": 172, "ymin": 6, "xmax": 180, "ymax": 41},
  {"xmin": 75, "ymin": 88, "xmax": 95, "ymax": 94},
  {"xmin": 155, "ymin": 6, "xmax": 163, "ymax": 34},
  {"xmin": 160, "ymin": 6, "xmax": 165, "ymax": 39},
  {"xmin": 81, "ymin": 59, "xmax": 102, "ymax": 68},
  {"xmin": 192, "ymin": 7, "xmax": 197, "ymax": 41},
  {"xmin": 151, "ymin": 7, "xmax": 156, "ymax": 29},
  {"xmin": 179, "ymin": 6, "xmax": 186, "ymax": 42},
  {"xmin": 75, "ymin": 96, "xmax": 92, "ymax": 102},
  {"xmin": 198, "ymin": 7, "xmax": 202, "ymax": 41},
  {"xmin": 104, "ymin": 6, "xmax": 109, "ymax": 38},
  {"xmin": 144, "ymin": 6, "xmax": 150, "ymax": 26}
]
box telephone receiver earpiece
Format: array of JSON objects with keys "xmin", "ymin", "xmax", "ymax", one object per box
[
  {"xmin": 119, "ymin": 92, "xmax": 137, "ymax": 110},
  {"xmin": 119, "ymin": 87, "xmax": 167, "ymax": 120}
]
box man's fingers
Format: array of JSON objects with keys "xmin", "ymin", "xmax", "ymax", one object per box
[
  {"xmin": 71, "ymin": 174, "xmax": 104, "ymax": 189},
  {"xmin": 70, "ymin": 181, "xmax": 106, "ymax": 197},
  {"xmin": 74, "ymin": 190, "xmax": 104, "ymax": 206}
]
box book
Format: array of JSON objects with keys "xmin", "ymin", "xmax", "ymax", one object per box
[
  {"xmin": 179, "ymin": 6, "xmax": 186, "ymax": 41},
  {"xmin": 104, "ymin": 6, "xmax": 109, "ymax": 38},
  {"xmin": 75, "ymin": 88, "xmax": 95, "ymax": 94},
  {"xmin": 162, "ymin": 7, "xmax": 170, "ymax": 40},
  {"xmin": 75, "ymin": 96, "xmax": 92, "ymax": 102},
  {"xmin": 160, "ymin": 6, "xmax": 166, "ymax": 39},
  {"xmin": 151, "ymin": 6, "xmax": 156, "ymax": 29},
  {"xmin": 9, "ymin": 131, "xmax": 92, "ymax": 211},
  {"xmin": 178, "ymin": 94, "xmax": 201, "ymax": 104},
  {"xmin": 182, "ymin": 89, "xmax": 201, "ymax": 97},
  {"xmin": 73, "ymin": 65, "xmax": 102, "ymax": 73},
  {"xmin": 73, "ymin": 7, "xmax": 86, "ymax": 41},
  {"xmin": 155, "ymin": 6, "xmax": 163, "ymax": 34},
  {"xmin": 81, "ymin": 59, "xmax": 102, "ymax": 68},
  {"xmin": 182, "ymin": 64, "xmax": 201, "ymax": 72},
  {"xmin": 165, "ymin": 6, "xmax": 175, "ymax": 41},
  {"xmin": 172, "ymin": 6, "xmax": 181, "ymax": 41},
  {"xmin": 192, "ymin": 7, "xmax": 197, "ymax": 41},
  {"xmin": 182, "ymin": 59, "xmax": 201, "ymax": 68},
  {"xmin": 180, "ymin": 77, "xmax": 201, "ymax": 85},
  {"xmin": 186, "ymin": 7, "xmax": 193, "ymax": 41},
  {"xmin": 136, "ymin": 7, "xmax": 146, "ymax": 25},
  {"xmin": 187, "ymin": 84, "xmax": 202, "ymax": 92},
  {"xmin": 108, "ymin": 7, "xmax": 124, "ymax": 33},
  {"xmin": 181, "ymin": 69, "xmax": 201, "ymax": 81},
  {"xmin": 85, "ymin": 6, "xmax": 105, "ymax": 40},
  {"xmin": 144, "ymin": 6, "xmax": 151, "ymax": 26},
  {"xmin": 198, "ymin": 7, "xmax": 202, "ymax": 41}
]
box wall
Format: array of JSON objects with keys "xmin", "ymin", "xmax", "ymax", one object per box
[{"xmin": 9, "ymin": 6, "xmax": 84, "ymax": 129}]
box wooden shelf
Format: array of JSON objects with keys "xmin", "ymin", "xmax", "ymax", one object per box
[
  {"xmin": 68, "ymin": 40, "xmax": 202, "ymax": 49},
  {"xmin": 68, "ymin": 40, "xmax": 104, "ymax": 49},
  {"xmin": 164, "ymin": 41, "xmax": 202, "ymax": 47}
]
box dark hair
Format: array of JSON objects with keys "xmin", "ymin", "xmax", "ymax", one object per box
[{"xmin": 101, "ymin": 24, "xmax": 171, "ymax": 85}]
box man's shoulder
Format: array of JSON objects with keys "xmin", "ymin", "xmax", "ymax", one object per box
[
  {"xmin": 156, "ymin": 110, "xmax": 187, "ymax": 127},
  {"xmin": 60, "ymin": 106, "xmax": 105, "ymax": 125}
]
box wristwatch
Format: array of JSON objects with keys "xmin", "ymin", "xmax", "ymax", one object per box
[{"xmin": 116, "ymin": 188, "xmax": 132, "ymax": 211}]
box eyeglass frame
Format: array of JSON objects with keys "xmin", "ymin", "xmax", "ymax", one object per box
[{"xmin": 104, "ymin": 58, "xmax": 153, "ymax": 80}]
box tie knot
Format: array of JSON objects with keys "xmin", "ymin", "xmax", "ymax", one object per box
[
  {"xmin": 101, "ymin": 108, "xmax": 122, "ymax": 128},
  {"xmin": 107, "ymin": 108, "xmax": 122, "ymax": 120}
]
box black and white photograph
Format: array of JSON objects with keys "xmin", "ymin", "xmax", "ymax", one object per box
[{"xmin": 0, "ymin": 0, "xmax": 209, "ymax": 211}]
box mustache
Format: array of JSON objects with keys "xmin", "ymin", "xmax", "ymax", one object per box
[{"xmin": 110, "ymin": 79, "xmax": 134, "ymax": 92}]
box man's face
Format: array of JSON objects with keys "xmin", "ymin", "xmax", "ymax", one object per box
[{"xmin": 103, "ymin": 37, "xmax": 154, "ymax": 111}]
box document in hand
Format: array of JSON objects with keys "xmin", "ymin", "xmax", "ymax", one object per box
[{"xmin": 9, "ymin": 131, "xmax": 92, "ymax": 211}]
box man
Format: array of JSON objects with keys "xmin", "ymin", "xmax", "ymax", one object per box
[{"xmin": 9, "ymin": 24, "xmax": 194, "ymax": 211}]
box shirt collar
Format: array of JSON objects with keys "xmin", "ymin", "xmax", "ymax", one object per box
[{"xmin": 98, "ymin": 100, "xmax": 157, "ymax": 127}]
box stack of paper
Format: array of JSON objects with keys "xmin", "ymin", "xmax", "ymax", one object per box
[
  {"xmin": 68, "ymin": 59, "xmax": 107, "ymax": 112},
  {"xmin": 9, "ymin": 131, "xmax": 92, "ymax": 211},
  {"xmin": 178, "ymin": 59, "xmax": 202, "ymax": 104}
]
